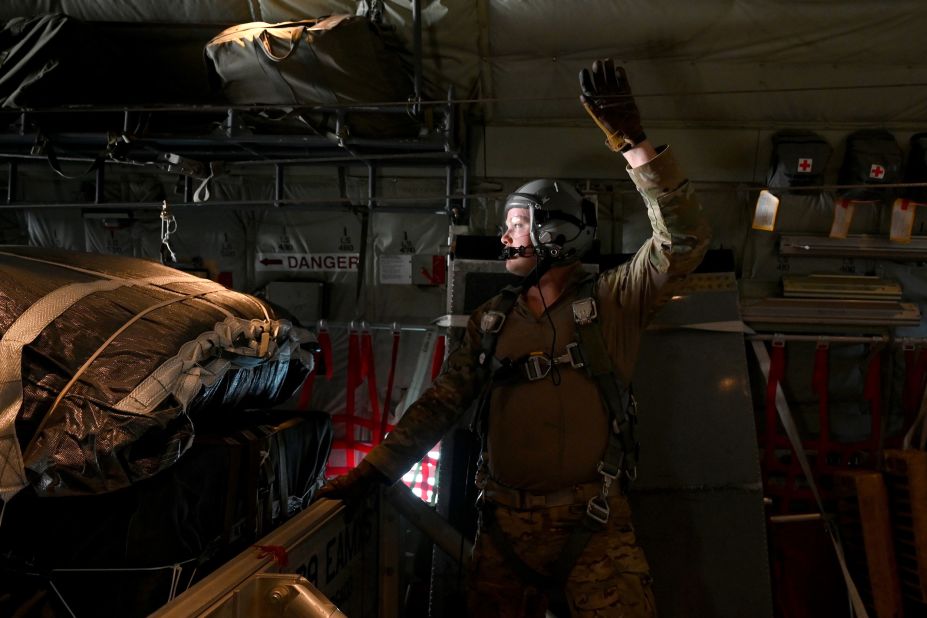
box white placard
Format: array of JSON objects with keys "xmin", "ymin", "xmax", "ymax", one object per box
[
  {"xmin": 256, "ymin": 253, "xmax": 360, "ymax": 272},
  {"xmin": 379, "ymin": 254, "xmax": 413, "ymax": 284}
]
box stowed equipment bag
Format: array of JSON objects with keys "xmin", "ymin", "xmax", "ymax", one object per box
[
  {"xmin": 205, "ymin": 15, "xmax": 417, "ymax": 137},
  {"xmin": 837, "ymin": 129, "xmax": 904, "ymax": 203},
  {"xmin": 0, "ymin": 247, "xmax": 314, "ymax": 500},
  {"xmin": 766, "ymin": 130, "xmax": 832, "ymax": 194}
]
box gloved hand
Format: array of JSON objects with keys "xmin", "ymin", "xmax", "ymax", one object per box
[
  {"xmin": 579, "ymin": 58, "xmax": 646, "ymax": 153},
  {"xmin": 315, "ymin": 459, "xmax": 388, "ymax": 508}
]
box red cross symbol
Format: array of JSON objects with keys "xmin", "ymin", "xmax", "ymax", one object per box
[
  {"xmin": 797, "ymin": 158, "xmax": 812, "ymax": 173},
  {"xmin": 870, "ymin": 164, "xmax": 885, "ymax": 179}
]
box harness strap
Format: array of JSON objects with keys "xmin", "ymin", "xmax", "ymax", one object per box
[
  {"xmin": 481, "ymin": 500, "xmax": 604, "ymax": 598},
  {"xmin": 473, "ymin": 284, "xmax": 523, "ymax": 445},
  {"xmin": 473, "ymin": 273, "xmax": 637, "ymax": 586},
  {"xmin": 573, "ymin": 275, "xmax": 638, "ymax": 498},
  {"xmin": 483, "ymin": 504, "xmax": 556, "ymax": 591}
]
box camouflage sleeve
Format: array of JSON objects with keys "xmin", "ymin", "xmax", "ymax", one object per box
[
  {"xmin": 363, "ymin": 313, "xmax": 486, "ymax": 484},
  {"xmin": 596, "ymin": 146, "xmax": 712, "ymax": 379},
  {"xmin": 600, "ymin": 145, "xmax": 711, "ymax": 325}
]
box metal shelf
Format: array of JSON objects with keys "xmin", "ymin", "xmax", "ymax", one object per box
[{"xmin": 0, "ymin": 99, "xmax": 470, "ymax": 221}]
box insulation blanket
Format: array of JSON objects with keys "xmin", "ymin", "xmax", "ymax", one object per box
[{"xmin": 0, "ymin": 247, "xmax": 313, "ymax": 499}]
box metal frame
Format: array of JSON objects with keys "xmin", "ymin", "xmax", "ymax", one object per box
[{"xmin": 0, "ymin": 90, "xmax": 468, "ymax": 221}]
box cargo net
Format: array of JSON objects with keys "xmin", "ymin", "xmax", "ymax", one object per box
[
  {"xmin": 316, "ymin": 327, "xmax": 444, "ymax": 504},
  {"xmin": 0, "ymin": 247, "xmax": 314, "ymax": 501}
]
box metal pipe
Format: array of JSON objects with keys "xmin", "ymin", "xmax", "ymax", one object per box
[
  {"xmin": 412, "ymin": 0, "xmax": 423, "ymax": 112},
  {"xmin": 0, "ymin": 150, "xmax": 462, "ymax": 167},
  {"xmin": 7, "ymin": 162, "xmax": 16, "ymax": 205},
  {"xmin": 459, "ymin": 156, "xmax": 469, "ymax": 217},
  {"xmin": 317, "ymin": 320, "xmax": 435, "ymax": 333},
  {"xmin": 274, "ymin": 163, "xmax": 284, "ymax": 207},
  {"xmin": 95, "ymin": 163, "xmax": 104, "ymax": 204},
  {"xmin": 445, "ymin": 163, "xmax": 454, "ymax": 216},
  {"xmin": 746, "ymin": 334, "xmax": 889, "ymax": 344},
  {"xmin": 352, "ymin": 163, "xmax": 376, "ymax": 308},
  {"xmin": 274, "ymin": 583, "xmax": 347, "ymax": 618},
  {"xmin": 0, "ymin": 198, "xmax": 472, "ymax": 212}
]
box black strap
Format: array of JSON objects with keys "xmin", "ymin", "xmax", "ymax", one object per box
[
  {"xmin": 482, "ymin": 500, "xmax": 603, "ymax": 597},
  {"xmin": 483, "ymin": 504, "xmax": 556, "ymax": 591},
  {"xmin": 473, "ymin": 283, "xmax": 522, "ymax": 447},
  {"xmin": 573, "ymin": 275, "xmax": 638, "ymax": 485},
  {"xmin": 549, "ymin": 517, "xmax": 600, "ymax": 584},
  {"xmin": 45, "ymin": 141, "xmax": 105, "ymax": 180}
]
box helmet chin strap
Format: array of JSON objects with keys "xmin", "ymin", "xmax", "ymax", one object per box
[
  {"xmin": 498, "ymin": 245, "xmax": 555, "ymax": 288},
  {"xmin": 499, "ymin": 245, "xmax": 567, "ymax": 260}
]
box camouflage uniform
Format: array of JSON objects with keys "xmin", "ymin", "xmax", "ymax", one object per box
[{"xmin": 365, "ymin": 146, "xmax": 710, "ymax": 617}]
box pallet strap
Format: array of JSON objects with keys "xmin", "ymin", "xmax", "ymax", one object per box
[
  {"xmin": 813, "ymin": 341, "xmax": 831, "ymax": 468},
  {"xmin": 378, "ymin": 327, "xmax": 401, "ymax": 443},
  {"xmin": 750, "ymin": 339, "xmax": 870, "ymax": 618},
  {"xmin": 0, "ymin": 251, "xmax": 246, "ymax": 502}
]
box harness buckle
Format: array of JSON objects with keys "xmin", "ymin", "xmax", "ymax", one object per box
[
  {"xmin": 480, "ymin": 310, "xmax": 506, "ymax": 334},
  {"xmin": 564, "ymin": 342, "xmax": 585, "ymax": 368},
  {"xmin": 597, "ymin": 460, "xmax": 620, "ymax": 481},
  {"xmin": 525, "ymin": 353, "xmax": 552, "ymax": 381},
  {"xmin": 586, "ymin": 495, "xmax": 610, "ymax": 525},
  {"xmin": 571, "ymin": 297, "xmax": 598, "ymax": 326}
]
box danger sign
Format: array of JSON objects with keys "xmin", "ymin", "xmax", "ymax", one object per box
[{"xmin": 257, "ymin": 253, "xmax": 360, "ymax": 272}]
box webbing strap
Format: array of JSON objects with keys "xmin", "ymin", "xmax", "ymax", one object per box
[
  {"xmin": 863, "ymin": 345, "xmax": 882, "ymax": 445},
  {"xmin": 483, "ymin": 505, "xmax": 555, "ymax": 590},
  {"xmin": 319, "ymin": 329, "xmax": 333, "ymax": 379},
  {"xmin": 297, "ymin": 325, "xmax": 334, "ymax": 410},
  {"xmin": 477, "ymin": 285, "xmax": 522, "ymax": 378},
  {"xmin": 360, "ymin": 329, "xmax": 382, "ymax": 443},
  {"xmin": 0, "ymin": 272, "xmax": 225, "ymax": 501},
  {"xmin": 549, "ymin": 520, "xmax": 598, "ymax": 584},
  {"xmin": 573, "ymin": 276, "xmax": 636, "ymax": 482},
  {"xmin": 26, "ymin": 288, "xmax": 223, "ymax": 459},
  {"xmin": 345, "ymin": 329, "xmax": 361, "ymax": 468},
  {"xmin": 902, "ymin": 346, "xmax": 927, "ymax": 426},
  {"xmin": 903, "ymin": 373, "xmax": 927, "ymax": 450},
  {"xmin": 379, "ymin": 328, "xmax": 401, "ymax": 442},
  {"xmin": 115, "ymin": 316, "xmax": 302, "ymax": 415},
  {"xmin": 474, "ymin": 285, "xmax": 522, "ymax": 444},
  {"xmin": 0, "ymin": 250, "xmax": 271, "ymax": 321},
  {"xmin": 750, "ymin": 339, "xmax": 870, "ymax": 618},
  {"xmin": 813, "ymin": 342, "xmax": 831, "ymax": 466}
]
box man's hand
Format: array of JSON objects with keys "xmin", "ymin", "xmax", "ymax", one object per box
[
  {"xmin": 315, "ymin": 459, "xmax": 388, "ymax": 508},
  {"xmin": 579, "ymin": 58, "xmax": 646, "ymax": 153}
]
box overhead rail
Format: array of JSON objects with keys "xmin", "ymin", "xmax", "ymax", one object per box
[{"xmin": 0, "ymin": 88, "xmax": 470, "ymax": 222}]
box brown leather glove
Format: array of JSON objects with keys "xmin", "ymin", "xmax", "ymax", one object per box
[
  {"xmin": 315, "ymin": 459, "xmax": 388, "ymax": 507},
  {"xmin": 579, "ymin": 58, "xmax": 646, "ymax": 153}
]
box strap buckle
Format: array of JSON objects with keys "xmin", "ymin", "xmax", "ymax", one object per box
[
  {"xmin": 572, "ymin": 297, "xmax": 598, "ymax": 326},
  {"xmin": 586, "ymin": 495, "xmax": 610, "ymax": 525},
  {"xmin": 597, "ymin": 460, "xmax": 620, "ymax": 481},
  {"xmin": 480, "ymin": 310, "xmax": 506, "ymax": 334},
  {"xmin": 525, "ymin": 353, "xmax": 552, "ymax": 381},
  {"xmin": 555, "ymin": 342, "xmax": 585, "ymax": 368}
]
